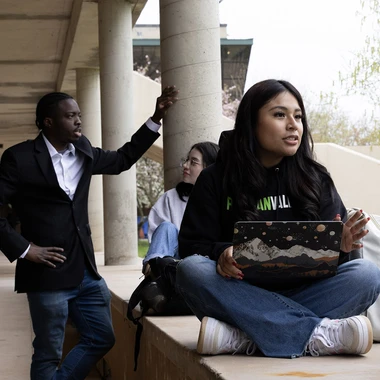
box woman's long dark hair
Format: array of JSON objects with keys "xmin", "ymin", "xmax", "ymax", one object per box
[
  {"xmin": 222, "ymin": 79, "xmax": 334, "ymax": 220},
  {"xmin": 176, "ymin": 141, "xmax": 219, "ymax": 201}
]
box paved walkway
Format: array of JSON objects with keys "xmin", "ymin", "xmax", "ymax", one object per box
[
  {"xmin": 0, "ymin": 255, "xmax": 32, "ymax": 379},
  {"xmin": 0, "ymin": 255, "xmax": 101, "ymax": 380}
]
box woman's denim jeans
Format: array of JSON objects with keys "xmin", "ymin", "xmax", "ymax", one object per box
[
  {"xmin": 143, "ymin": 221, "xmax": 180, "ymax": 264},
  {"xmin": 27, "ymin": 268, "xmax": 115, "ymax": 380},
  {"xmin": 176, "ymin": 255, "xmax": 380, "ymax": 358}
]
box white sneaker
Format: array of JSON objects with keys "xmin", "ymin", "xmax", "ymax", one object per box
[
  {"xmin": 197, "ymin": 317, "xmax": 256, "ymax": 355},
  {"xmin": 307, "ymin": 316, "xmax": 373, "ymax": 356}
]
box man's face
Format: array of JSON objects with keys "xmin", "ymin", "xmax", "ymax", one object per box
[{"xmin": 44, "ymin": 98, "xmax": 82, "ymax": 150}]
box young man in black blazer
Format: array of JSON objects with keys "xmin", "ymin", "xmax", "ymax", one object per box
[{"xmin": 0, "ymin": 86, "xmax": 178, "ymax": 379}]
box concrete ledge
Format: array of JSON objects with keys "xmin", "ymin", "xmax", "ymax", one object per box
[
  {"xmin": 1, "ymin": 253, "xmax": 379, "ymax": 380},
  {"xmin": 99, "ymin": 264, "xmax": 380, "ymax": 380}
]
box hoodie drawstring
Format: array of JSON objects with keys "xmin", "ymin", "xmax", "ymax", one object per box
[{"xmin": 275, "ymin": 167, "xmax": 280, "ymax": 220}]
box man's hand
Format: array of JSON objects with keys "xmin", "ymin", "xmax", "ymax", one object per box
[
  {"xmin": 25, "ymin": 242, "xmax": 66, "ymax": 268},
  {"xmin": 151, "ymin": 85, "xmax": 179, "ymax": 124}
]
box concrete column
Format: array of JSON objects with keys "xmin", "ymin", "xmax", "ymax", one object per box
[
  {"xmin": 98, "ymin": 0, "xmax": 138, "ymax": 265},
  {"xmin": 75, "ymin": 68, "xmax": 104, "ymax": 253},
  {"xmin": 160, "ymin": 0, "xmax": 223, "ymax": 189}
]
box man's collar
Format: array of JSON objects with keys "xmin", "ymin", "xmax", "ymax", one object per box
[{"xmin": 41, "ymin": 133, "xmax": 76, "ymax": 157}]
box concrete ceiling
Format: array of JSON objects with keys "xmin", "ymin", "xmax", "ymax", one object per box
[{"xmin": 0, "ymin": 0, "xmax": 148, "ymax": 153}]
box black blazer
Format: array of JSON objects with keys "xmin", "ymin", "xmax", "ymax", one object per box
[{"xmin": 0, "ymin": 124, "xmax": 159, "ymax": 293}]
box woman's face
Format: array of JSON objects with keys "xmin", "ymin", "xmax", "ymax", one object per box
[
  {"xmin": 182, "ymin": 148, "xmax": 204, "ymax": 184},
  {"xmin": 255, "ymin": 91, "xmax": 303, "ymax": 168}
]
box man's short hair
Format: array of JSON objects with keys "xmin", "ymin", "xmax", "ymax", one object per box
[{"xmin": 35, "ymin": 92, "xmax": 73, "ymax": 130}]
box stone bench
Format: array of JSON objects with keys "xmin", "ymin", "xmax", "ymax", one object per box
[{"xmin": 97, "ymin": 264, "xmax": 380, "ymax": 380}]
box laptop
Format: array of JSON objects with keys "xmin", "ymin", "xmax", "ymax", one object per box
[{"xmin": 232, "ymin": 221, "xmax": 343, "ymax": 288}]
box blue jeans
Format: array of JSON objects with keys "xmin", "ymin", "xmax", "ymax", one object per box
[
  {"xmin": 27, "ymin": 268, "xmax": 115, "ymax": 380},
  {"xmin": 143, "ymin": 221, "xmax": 180, "ymax": 265},
  {"xmin": 176, "ymin": 256, "xmax": 380, "ymax": 358}
]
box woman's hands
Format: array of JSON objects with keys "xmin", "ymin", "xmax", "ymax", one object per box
[
  {"xmin": 335, "ymin": 209, "xmax": 370, "ymax": 253},
  {"xmin": 216, "ymin": 246, "xmax": 244, "ymax": 280}
]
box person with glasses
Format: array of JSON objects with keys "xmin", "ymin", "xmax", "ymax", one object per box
[{"xmin": 142, "ymin": 141, "xmax": 219, "ymax": 276}]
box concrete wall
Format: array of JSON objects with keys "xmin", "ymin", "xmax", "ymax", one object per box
[
  {"xmin": 347, "ymin": 146, "xmax": 380, "ymax": 160},
  {"xmin": 315, "ymin": 143, "xmax": 380, "ymax": 215}
]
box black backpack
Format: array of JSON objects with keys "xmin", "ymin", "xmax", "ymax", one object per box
[{"xmin": 126, "ymin": 256, "xmax": 192, "ymax": 370}]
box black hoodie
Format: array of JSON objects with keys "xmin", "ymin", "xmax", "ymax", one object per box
[{"xmin": 178, "ymin": 131, "xmax": 347, "ymax": 263}]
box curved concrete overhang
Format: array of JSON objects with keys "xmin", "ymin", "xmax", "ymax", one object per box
[{"xmin": 0, "ymin": 0, "xmax": 147, "ymax": 154}]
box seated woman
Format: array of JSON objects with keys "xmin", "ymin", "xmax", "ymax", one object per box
[
  {"xmin": 142, "ymin": 141, "xmax": 219, "ymax": 276},
  {"xmin": 176, "ymin": 79, "xmax": 380, "ymax": 358}
]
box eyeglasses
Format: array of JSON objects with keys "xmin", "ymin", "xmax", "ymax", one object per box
[{"xmin": 180, "ymin": 158, "xmax": 203, "ymax": 167}]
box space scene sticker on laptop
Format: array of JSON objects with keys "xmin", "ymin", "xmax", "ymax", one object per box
[{"xmin": 233, "ymin": 221, "xmax": 343, "ymax": 283}]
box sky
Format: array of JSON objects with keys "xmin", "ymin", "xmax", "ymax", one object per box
[{"xmin": 137, "ymin": 0, "xmax": 374, "ymax": 119}]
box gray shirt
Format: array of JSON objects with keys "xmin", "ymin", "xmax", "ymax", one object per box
[{"xmin": 147, "ymin": 188, "xmax": 188, "ymax": 242}]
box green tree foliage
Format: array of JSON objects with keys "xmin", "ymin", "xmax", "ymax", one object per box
[
  {"xmin": 136, "ymin": 157, "xmax": 164, "ymax": 222},
  {"xmin": 306, "ymin": 94, "xmax": 380, "ymax": 146},
  {"xmin": 222, "ymin": 84, "xmax": 241, "ymax": 120},
  {"xmin": 340, "ymin": 0, "xmax": 380, "ymax": 105},
  {"xmin": 135, "ymin": 54, "xmax": 161, "ymax": 83},
  {"xmin": 315, "ymin": 0, "xmax": 380, "ymax": 146}
]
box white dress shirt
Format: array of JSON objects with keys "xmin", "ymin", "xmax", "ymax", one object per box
[
  {"xmin": 20, "ymin": 118, "xmax": 160, "ymax": 258},
  {"xmin": 42, "ymin": 134, "xmax": 84, "ymax": 200}
]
